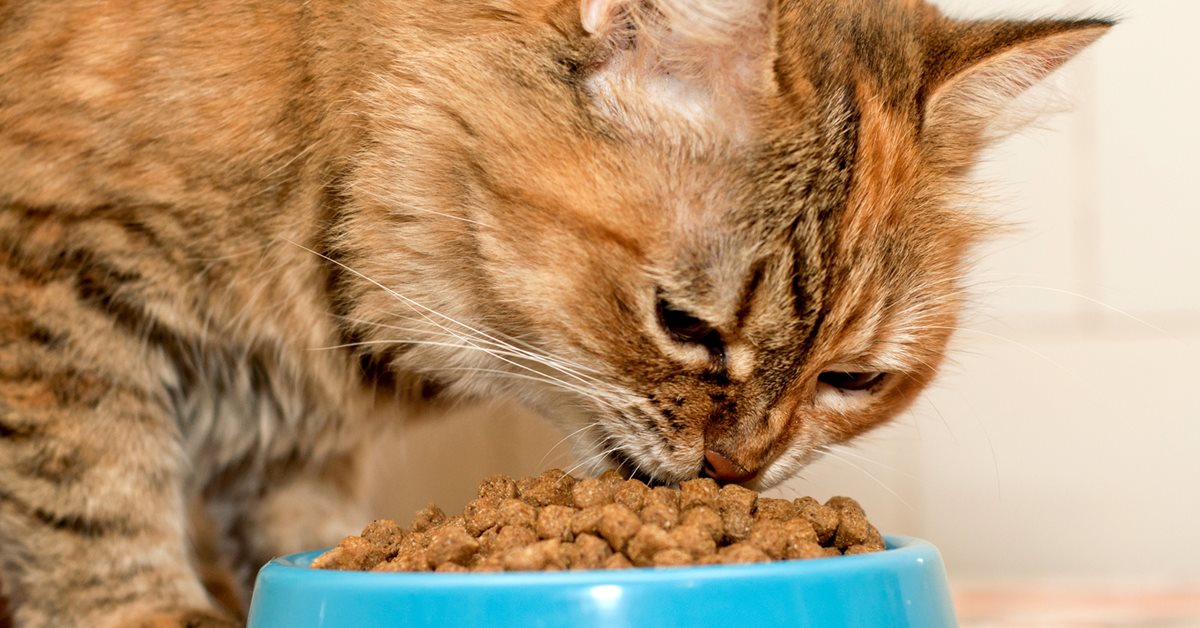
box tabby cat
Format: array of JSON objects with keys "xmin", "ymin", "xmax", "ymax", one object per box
[{"xmin": 0, "ymin": 0, "xmax": 1108, "ymax": 625}]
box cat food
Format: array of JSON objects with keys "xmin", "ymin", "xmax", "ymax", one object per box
[{"xmin": 311, "ymin": 469, "xmax": 885, "ymax": 573}]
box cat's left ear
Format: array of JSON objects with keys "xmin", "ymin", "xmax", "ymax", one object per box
[
  {"xmin": 921, "ymin": 18, "xmax": 1113, "ymax": 168},
  {"xmin": 580, "ymin": 0, "xmax": 779, "ymax": 116}
]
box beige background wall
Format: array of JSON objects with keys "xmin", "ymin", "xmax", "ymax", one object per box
[{"xmin": 368, "ymin": 0, "xmax": 1200, "ymax": 585}]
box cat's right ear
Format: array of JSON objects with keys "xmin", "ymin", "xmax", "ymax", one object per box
[
  {"xmin": 920, "ymin": 18, "xmax": 1114, "ymax": 170},
  {"xmin": 579, "ymin": 0, "xmax": 779, "ymax": 123}
]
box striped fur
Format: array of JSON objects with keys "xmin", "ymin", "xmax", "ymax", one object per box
[{"xmin": 0, "ymin": 1, "xmax": 1109, "ymax": 625}]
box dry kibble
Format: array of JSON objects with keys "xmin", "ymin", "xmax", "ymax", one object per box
[
  {"xmin": 825, "ymin": 496, "xmax": 867, "ymax": 517},
  {"xmin": 640, "ymin": 500, "xmax": 679, "ymax": 530},
  {"xmin": 425, "ymin": 524, "xmax": 479, "ymax": 567},
  {"xmin": 536, "ymin": 505, "xmax": 576, "ymax": 542},
  {"xmin": 613, "ymin": 480, "xmax": 650, "ymax": 512},
  {"xmin": 410, "ymin": 504, "xmax": 446, "ymax": 533},
  {"xmin": 602, "ymin": 552, "xmax": 633, "ymax": 569},
  {"xmin": 314, "ymin": 472, "xmax": 884, "ymax": 573},
  {"xmin": 311, "ymin": 536, "xmax": 387, "ymax": 571},
  {"xmin": 680, "ymin": 506, "xmax": 725, "ymax": 543},
  {"xmin": 652, "ymin": 549, "xmax": 694, "ymax": 567},
  {"xmin": 785, "ymin": 540, "xmax": 829, "ymax": 561},
  {"xmin": 463, "ymin": 497, "xmax": 500, "ymax": 536},
  {"xmin": 478, "ymin": 475, "xmax": 518, "ymax": 500},
  {"xmin": 565, "ymin": 533, "xmax": 612, "ymax": 569},
  {"xmin": 496, "ymin": 498, "xmax": 538, "ymax": 529},
  {"xmin": 679, "ymin": 478, "xmax": 720, "ymax": 510},
  {"xmin": 756, "ymin": 498, "xmax": 799, "ymax": 522},
  {"xmin": 572, "ymin": 478, "xmax": 617, "ymax": 509},
  {"xmin": 517, "ymin": 469, "xmax": 576, "ymax": 507},
  {"xmin": 795, "ymin": 497, "xmax": 839, "ymax": 545},
  {"xmin": 719, "ymin": 543, "xmax": 770, "ymax": 565},
  {"xmin": 494, "ymin": 525, "xmax": 538, "ymax": 552},
  {"xmin": 596, "ymin": 504, "xmax": 641, "ymax": 552},
  {"xmin": 747, "ymin": 519, "xmax": 789, "ymax": 560},
  {"xmin": 669, "ymin": 524, "xmax": 717, "ymax": 559},
  {"xmin": 626, "ymin": 524, "xmax": 675, "ymax": 567},
  {"xmin": 570, "ymin": 506, "xmax": 603, "ymax": 536}
]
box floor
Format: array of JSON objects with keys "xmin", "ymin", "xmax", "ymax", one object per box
[{"xmin": 954, "ymin": 583, "xmax": 1200, "ymax": 628}]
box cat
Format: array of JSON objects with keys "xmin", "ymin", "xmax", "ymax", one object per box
[{"xmin": 0, "ymin": 0, "xmax": 1109, "ymax": 625}]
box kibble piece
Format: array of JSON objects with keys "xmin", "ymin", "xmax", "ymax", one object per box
[
  {"xmin": 478, "ymin": 475, "xmax": 518, "ymax": 500},
  {"xmin": 679, "ymin": 478, "xmax": 720, "ymax": 510},
  {"xmin": 517, "ymin": 469, "xmax": 576, "ymax": 507},
  {"xmin": 471, "ymin": 554, "xmax": 505, "ymax": 573},
  {"xmin": 410, "ymin": 504, "xmax": 446, "ymax": 533},
  {"xmin": 756, "ymin": 498, "xmax": 800, "ymax": 522},
  {"xmin": 640, "ymin": 500, "xmax": 679, "ymax": 530},
  {"xmin": 463, "ymin": 497, "xmax": 501, "ymax": 536},
  {"xmin": 747, "ymin": 519, "xmax": 789, "ymax": 560},
  {"xmin": 476, "ymin": 526, "xmax": 500, "ymax": 554},
  {"xmin": 536, "ymin": 505, "xmax": 576, "ymax": 542},
  {"xmin": 795, "ymin": 497, "xmax": 839, "ymax": 545},
  {"xmin": 595, "ymin": 503, "xmax": 641, "ymax": 552},
  {"xmin": 496, "ymin": 498, "xmax": 538, "ymax": 529},
  {"xmin": 493, "ymin": 525, "xmax": 538, "ymax": 553},
  {"xmin": 626, "ymin": 524, "xmax": 675, "ymax": 567},
  {"xmin": 435, "ymin": 562, "xmax": 469, "ymax": 573},
  {"xmin": 564, "ymin": 533, "xmax": 613, "ymax": 570},
  {"xmin": 669, "ymin": 524, "xmax": 717, "ymax": 559},
  {"xmin": 697, "ymin": 555, "xmax": 724, "ymax": 566},
  {"xmin": 503, "ymin": 539, "xmax": 565, "ymax": 571},
  {"xmin": 359, "ymin": 519, "xmax": 406, "ymax": 558},
  {"xmin": 718, "ymin": 543, "xmax": 770, "ymax": 565},
  {"xmin": 597, "ymin": 469, "xmax": 624, "ymax": 483},
  {"xmin": 717, "ymin": 484, "xmax": 758, "ymax": 515},
  {"xmin": 844, "ymin": 545, "xmax": 876, "ymax": 556},
  {"xmin": 570, "ymin": 506, "xmax": 603, "ymax": 536},
  {"xmin": 785, "ymin": 540, "xmax": 829, "ymax": 561},
  {"xmin": 717, "ymin": 484, "xmax": 758, "ymax": 540},
  {"xmin": 652, "ymin": 549, "xmax": 694, "ymax": 567},
  {"xmin": 613, "ymin": 480, "xmax": 650, "ymax": 512},
  {"xmin": 781, "ymin": 519, "xmax": 819, "ymax": 557},
  {"xmin": 425, "ymin": 524, "xmax": 480, "ymax": 567},
  {"xmin": 833, "ymin": 510, "xmax": 885, "ymax": 552},
  {"xmin": 825, "ymin": 496, "xmax": 866, "ymax": 517},
  {"xmin": 572, "ymin": 478, "xmax": 617, "ymax": 509},
  {"xmin": 375, "ymin": 549, "xmax": 430, "ymax": 572},
  {"xmin": 680, "ymin": 505, "xmax": 724, "ymax": 543},
  {"xmin": 602, "ymin": 552, "xmax": 633, "ymax": 569},
  {"xmin": 310, "ymin": 535, "xmax": 388, "ymax": 571}
]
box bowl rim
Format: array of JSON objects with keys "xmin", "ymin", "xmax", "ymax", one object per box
[{"xmin": 256, "ymin": 534, "xmax": 936, "ymax": 588}]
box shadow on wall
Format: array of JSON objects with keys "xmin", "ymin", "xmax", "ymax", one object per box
[{"xmin": 366, "ymin": 401, "xmax": 568, "ymax": 522}]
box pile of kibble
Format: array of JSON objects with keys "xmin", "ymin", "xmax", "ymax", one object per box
[{"xmin": 311, "ymin": 469, "xmax": 885, "ymax": 573}]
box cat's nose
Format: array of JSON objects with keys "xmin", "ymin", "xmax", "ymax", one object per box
[{"xmin": 700, "ymin": 449, "xmax": 759, "ymax": 485}]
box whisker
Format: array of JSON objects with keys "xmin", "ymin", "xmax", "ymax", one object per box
[{"xmin": 815, "ymin": 446, "xmax": 915, "ymax": 512}]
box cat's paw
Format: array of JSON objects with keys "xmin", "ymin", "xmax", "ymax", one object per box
[{"xmin": 123, "ymin": 608, "xmax": 242, "ymax": 628}]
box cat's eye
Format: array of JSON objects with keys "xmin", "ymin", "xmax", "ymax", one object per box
[
  {"xmin": 818, "ymin": 371, "xmax": 888, "ymax": 392},
  {"xmin": 656, "ymin": 298, "xmax": 723, "ymax": 352}
]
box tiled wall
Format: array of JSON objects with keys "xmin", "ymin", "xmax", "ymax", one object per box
[
  {"xmin": 791, "ymin": 0, "xmax": 1200, "ymax": 582},
  {"xmin": 370, "ymin": 0, "xmax": 1200, "ymax": 583}
]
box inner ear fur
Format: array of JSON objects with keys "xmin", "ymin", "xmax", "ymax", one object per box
[{"xmin": 920, "ymin": 17, "xmax": 1114, "ymax": 169}]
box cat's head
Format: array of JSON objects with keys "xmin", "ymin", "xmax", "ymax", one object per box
[{"xmin": 349, "ymin": 0, "xmax": 1110, "ymax": 487}]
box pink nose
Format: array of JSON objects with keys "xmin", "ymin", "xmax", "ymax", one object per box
[{"xmin": 701, "ymin": 449, "xmax": 759, "ymax": 485}]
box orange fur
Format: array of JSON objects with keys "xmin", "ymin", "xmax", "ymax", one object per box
[{"xmin": 0, "ymin": 1, "xmax": 1109, "ymax": 625}]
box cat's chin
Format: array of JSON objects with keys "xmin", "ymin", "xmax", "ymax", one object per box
[{"xmin": 601, "ymin": 449, "xmax": 681, "ymax": 487}]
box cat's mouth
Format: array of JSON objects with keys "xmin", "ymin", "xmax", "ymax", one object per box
[{"xmin": 603, "ymin": 449, "xmax": 675, "ymax": 487}]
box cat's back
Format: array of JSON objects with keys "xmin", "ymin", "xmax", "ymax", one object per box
[{"xmin": 0, "ymin": 0, "xmax": 351, "ymax": 210}]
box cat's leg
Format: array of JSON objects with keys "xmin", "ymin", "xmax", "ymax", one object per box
[
  {"xmin": 216, "ymin": 450, "xmax": 371, "ymax": 587},
  {"xmin": 0, "ymin": 284, "xmax": 235, "ymax": 626}
]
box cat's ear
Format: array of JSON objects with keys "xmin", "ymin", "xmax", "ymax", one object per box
[
  {"xmin": 921, "ymin": 18, "xmax": 1113, "ymax": 168},
  {"xmin": 580, "ymin": 0, "xmax": 779, "ymax": 120}
]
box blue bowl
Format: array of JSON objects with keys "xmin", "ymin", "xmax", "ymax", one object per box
[{"xmin": 248, "ymin": 535, "xmax": 956, "ymax": 627}]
